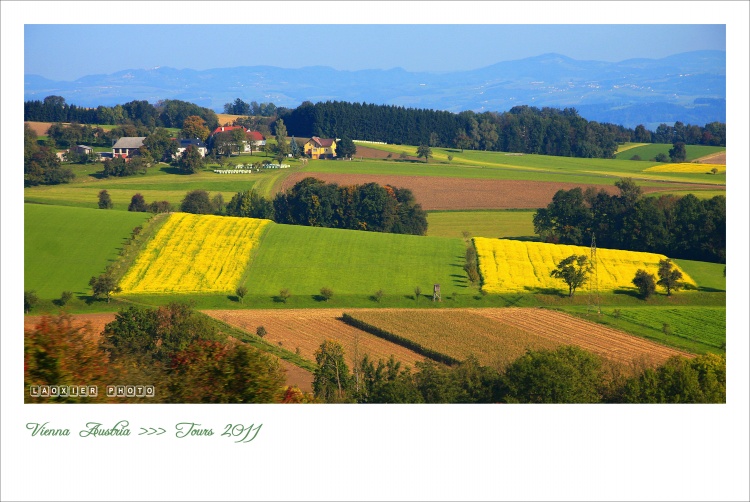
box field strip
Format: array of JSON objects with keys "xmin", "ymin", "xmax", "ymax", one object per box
[
  {"xmin": 202, "ymin": 309, "xmax": 429, "ymax": 369},
  {"xmin": 469, "ymin": 308, "xmax": 693, "ymax": 366}
]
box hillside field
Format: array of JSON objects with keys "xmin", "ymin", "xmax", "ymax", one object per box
[{"xmin": 24, "ymin": 204, "xmax": 151, "ymax": 298}]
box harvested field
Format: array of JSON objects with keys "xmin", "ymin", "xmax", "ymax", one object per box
[
  {"xmin": 215, "ymin": 113, "xmax": 246, "ymax": 126},
  {"xmin": 281, "ymin": 172, "xmax": 720, "ymax": 210},
  {"xmin": 355, "ymin": 144, "xmax": 420, "ymax": 161},
  {"xmin": 203, "ymin": 309, "xmax": 428, "ymax": 369},
  {"xmin": 694, "ymin": 151, "xmax": 726, "ymax": 164},
  {"xmin": 472, "ymin": 308, "xmax": 693, "ymax": 368},
  {"xmin": 347, "ymin": 309, "xmax": 559, "ymax": 370},
  {"xmin": 24, "ymin": 313, "xmax": 115, "ymax": 339},
  {"xmin": 24, "ymin": 121, "xmax": 55, "ymax": 135}
]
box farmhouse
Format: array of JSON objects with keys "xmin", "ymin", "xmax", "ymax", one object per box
[
  {"xmin": 210, "ymin": 126, "xmax": 266, "ymax": 152},
  {"xmin": 112, "ymin": 137, "xmax": 146, "ymax": 158},
  {"xmin": 176, "ymin": 138, "xmax": 207, "ymax": 158},
  {"xmin": 304, "ymin": 136, "xmax": 337, "ymax": 159},
  {"xmin": 73, "ymin": 145, "xmax": 94, "ymax": 155}
]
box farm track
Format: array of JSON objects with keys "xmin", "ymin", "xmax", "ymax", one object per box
[{"xmin": 281, "ymin": 172, "xmax": 722, "ymax": 210}]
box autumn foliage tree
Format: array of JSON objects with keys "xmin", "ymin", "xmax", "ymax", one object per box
[{"xmin": 25, "ymin": 314, "xmax": 113, "ymax": 403}]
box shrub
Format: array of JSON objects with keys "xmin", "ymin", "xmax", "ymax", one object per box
[
  {"xmin": 654, "ymin": 153, "xmax": 669, "ymax": 162},
  {"xmin": 24, "ymin": 290, "xmax": 39, "ymax": 314},
  {"xmin": 256, "ymin": 326, "xmax": 267, "ymax": 338},
  {"xmin": 320, "ymin": 287, "xmax": 334, "ymax": 301},
  {"xmin": 236, "ymin": 286, "xmax": 248, "ymax": 303},
  {"xmin": 414, "ymin": 286, "xmax": 422, "ymax": 302},
  {"xmin": 629, "ymin": 155, "xmax": 641, "ymax": 161},
  {"xmin": 373, "ymin": 289, "xmax": 384, "ymax": 303},
  {"xmin": 59, "ymin": 291, "xmax": 73, "ymax": 306},
  {"xmin": 632, "ymin": 269, "xmax": 656, "ymax": 299},
  {"xmin": 278, "ymin": 288, "xmax": 291, "ymax": 303}
]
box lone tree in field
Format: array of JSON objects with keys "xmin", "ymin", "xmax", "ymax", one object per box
[
  {"xmin": 668, "ymin": 141, "xmax": 687, "ymax": 163},
  {"xmin": 550, "ymin": 254, "xmax": 591, "ymax": 298},
  {"xmin": 278, "ymin": 288, "xmax": 291, "ymax": 303},
  {"xmin": 177, "ymin": 144, "xmax": 205, "ymax": 174},
  {"xmin": 98, "ymin": 190, "xmax": 113, "ymax": 209},
  {"xmin": 236, "ymin": 286, "xmax": 248, "ymax": 303},
  {"xmin": 89, "ymin": 273, "xmax": 121, "ymax": 303},
  {"xmin": 320, "ymin": 287, "xmax": 334, "ymax": 302},
  {"xmin": 657, "ymin": 259, "xmax": 684, "ymax": 296},
  {"xmin": 416, "ymin": 144, "xmax": 432, "ymax": 163},
  {"xmin": 128, "ymin": 193, "xmax": 148, "ymax": 212},
  {"xmin": 632, "ymin": 269, "xmax": 656, "ymax": 299}
]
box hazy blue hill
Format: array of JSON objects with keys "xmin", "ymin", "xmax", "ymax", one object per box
[{"xmin": 24, "ymin": 50, "xmax": 725, "ymax": 129}]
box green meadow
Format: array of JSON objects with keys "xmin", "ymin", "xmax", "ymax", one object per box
[
  {"xmin": 242, "ymin": 222, "xmax": 468, "ymax": 297},
  {"xmin": 426, "ymin": 210, "xmax": 537, "ymax": 240},
  {"xmin": 24, "ymin": 204, "xmax": 151, "ymax": 298},
  {"xmin": 613, "ymin": 143, "xmax": 725, "ymax": 162}
]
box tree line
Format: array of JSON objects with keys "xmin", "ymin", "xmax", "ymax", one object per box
[
  {"xmin": 223, "ymin": 177, "xmax": 429, "ymax": 235},
  {"xmin": 312, "ymin": 338, "xmax": 725, "ymax": 404},
  {"xmin": 533, "ymin": 178, "xmax": 726, "ymax": 263},
  {"xmin": 24, "ymin": 95, "xmax": 220, "ymax": 131},
  {"xmin": 27, "ymin": 96, "xmax": 726, "ymax": 159},
  {"xmin": 280, "ymin": 101, "xmax": 725, "ymax": 157}
]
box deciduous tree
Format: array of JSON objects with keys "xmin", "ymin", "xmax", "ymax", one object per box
[
  {"xmin": 88, "ymin": 273, "xmax": 121, "ymax": 303},
  {"xmin": 416, "ymin": 144, "xmax": 432, "ymax": 162},
  {"xmin": 98, "ymin": 190, "xmax": 113, "ymax": 209},
  {"xmin": 656, "ymin": 259, "xmax": 683, "ymax": 296},
  {"xmin": 632, "ymin": 269, "xmax": 656, "ymax": 299},
  {"xmin": 313, "ymin": 340, "xmax": 352, "ymax": 402},
  {"xmin": 128, "ymin": 193, "xmax": 148, "ymax": 212},
  {"xmin": 550, "ymin": 254, "xmax": 591, "ymax": 297}
]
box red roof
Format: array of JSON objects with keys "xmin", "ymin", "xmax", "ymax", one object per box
[
  {"xmin": 246, "ymin": 130, "xmax": 264, "ymax": 141},
  {"xmin": 211, "ymin": 125, "xmax": 245, "ymax": 135},
  {"xmin": 310, "ymin": 136, "xmax": 335, "ymax": 147}
]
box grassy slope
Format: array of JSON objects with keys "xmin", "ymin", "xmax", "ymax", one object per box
[
  {"xmin": 613, "ymin": 144, "xmax": 725, "ymax": 162},
  {"xmin": 24, "ymin": 204, "xmax": 151, "ymax": 298},
  {"xmin": 242, "ymin": 222, "xmax": 468, "ymax": 297}
]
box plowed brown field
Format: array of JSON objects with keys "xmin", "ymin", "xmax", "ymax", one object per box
[
  {"xmin": 281, "ymin": 172, "xmax": 719, "ymax": 210},
  {"xmin": 471, "ymin": 308, "xmax": 693, "ymax": 367},
  {"xmin": 24, "ymin": 313, "xmax": 115, "ymax": 340},
  {"xmin": 203, "ymin": 309, "xmax": 428, "ymax": 369},
  {"xmin": 694, "ymin": 151, "xmax": 726, "ymax": 164}
]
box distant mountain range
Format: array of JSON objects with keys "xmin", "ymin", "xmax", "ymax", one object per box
[{"xmin": 24, "ymin": 50, "xmax": 725, "ymax": 130}]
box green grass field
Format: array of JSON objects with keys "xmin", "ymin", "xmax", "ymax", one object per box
[
  {"xmin": 242, "ymin": 223, "xmax": 468, "ymax": 297},
  {"xmin": 613, "ymin": 143, "xmax": 725, "ymax": 162},
  {"xmin": 426, "ymin": 210, "xmax": 537, "ymax": 239},
  {"xmin": 562, "ymin": 306, "xmax": 725, "ymax": 355},
  {"xmin": 25, "ymin": 204, "xmax": 152, "ymax": 298},
  {"xmin": 674, "ymin": 259, "xmax": 726, "ymax": 292}
]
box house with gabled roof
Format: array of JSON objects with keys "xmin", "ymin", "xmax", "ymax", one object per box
[
  {"xmin": 304, "ymin": 136, "xmax": 337, "ymax": 159},
  {"xmin": 176, "ymin": 138, "xmax": 207, "ymax": 158},
  {"xmin": 112, "ymin": 137, "xmax": 146, "ymax": 158},
  {"xmin": 210, "ymin": 126, "xmax": 265, "ymax": 153}
]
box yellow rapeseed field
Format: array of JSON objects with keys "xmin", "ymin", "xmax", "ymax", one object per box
[
  {"xmin": 119, "ymin": 213, "xmax": 270, "ymax": 294},
  {"xmin": 644, "ymin": 163, "xmax": 726, "ymax": 173},
  {"xmin": 474, "ymin": 237, "xmax": 696, "ymax": 294}
]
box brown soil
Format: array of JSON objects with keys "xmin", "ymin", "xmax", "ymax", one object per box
[
  {"xmin": 471, "ymin": 308, "xmax": 693, "ymax": 368},
  {"xmin": 24, "ymin": 313, "xmax": 115, "ymax": 339},
  {"xmin": 24, "ymin": 121, "xmax": 55, "ymax": 136},
  {"xmin": 281, "ymin": 172, "xmax": 722, "ymax": 210},
  {"xmin": 354, "ymin": 144, "xmax": 420, "ymax": 161},
  {"xmin": 693, "ymin": 151, "xmax": 726, "ymax": 164},
  {"xmin": 203, "ymin": 308, "xmax": 429, "ymax": 368}
]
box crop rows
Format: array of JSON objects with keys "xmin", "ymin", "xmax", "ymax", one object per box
[
  {"xmin": 474, "ymin": 237, "xmax": 696, "ymax": 294},
  {"xmin": 473, "ymin": 308, "xmax": 693, "ymax": 367},
  {"xmin": 119, "ymin": 214, "xmax": 270, "ymax": 294},
  {"xmin": 203, "ymin": 309, "xmax": 428, "ymax": 369},
  {"xmin": 612, "ymin": 307, "xmax": 725, "ymax": 349},
  {"xmin": 347, "ymin": 309, "xmax": 559, "ymax": 369}
]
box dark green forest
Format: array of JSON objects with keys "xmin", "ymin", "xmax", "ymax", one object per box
[{"xmin": 533, "ymin": 178, "xmax": 726, "ymax": 263}]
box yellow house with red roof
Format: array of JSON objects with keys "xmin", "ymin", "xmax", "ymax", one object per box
[{"xmin": 304, "ymin": 136, "xmax": 337, "ymax": 159}]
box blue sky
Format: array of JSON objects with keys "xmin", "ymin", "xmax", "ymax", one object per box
[{"xmin": 25, "ymin": 24, "xmax": 726, "ymax": 81}]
